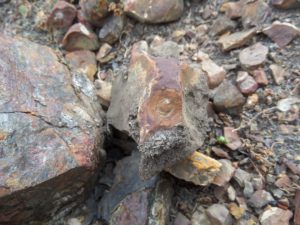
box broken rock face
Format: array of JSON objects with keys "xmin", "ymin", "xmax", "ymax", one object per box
[
  {"xmin": 107, "ymin": 41, "xmax": 210, "ymax": 179},
  {"xmin": 0, "ymin": 35, "xmax": 104, "ymax": 225},
  {"xmin": 124, "ymin": 0, "xmax": 184, "ymax": 24}
]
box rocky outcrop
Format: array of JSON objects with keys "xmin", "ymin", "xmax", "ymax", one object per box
[
  {"xmin": 0, "ymin": 35, "xmax": 104, "ymax": 225},
  {"xmin": 107, "ymin": 41, "xmax": 210, "ymax": 179}
]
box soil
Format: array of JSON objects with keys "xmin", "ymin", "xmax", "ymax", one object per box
[{"xmin": 1, "ymin": 0, "xmax": 299, "ymax": 225}]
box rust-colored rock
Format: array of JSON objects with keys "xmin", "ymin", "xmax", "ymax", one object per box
[
  {"xmin": 47, "ymin": 1, "xmax": 77, "ymax": 30},
  {"xmin": 250, "ymin": 68, "xmax": 269, "ymax": 86},
  {"xmin": 124, "ymin": 0, "xmax": 184, "ymax": 24},
  {"xmin": 263, "ymin": 21, "xmax": 300, "ymax": 48},
  {"xmin": 166, "ymin": 151, "xmax": 222, "ymax": 186},
  {"xmin": 218, "ymin": 28, "xmax": 256, "ymax": 52},
  {"xmin": 65, "ymin": 50, "xmax": 97, "ymax": 81},
  {"xmin": 62, "ymin": 23, "xmax": 99, "ymax": 51},
  {"xmin": 107, "ymin": 41, "xmax": 210, "ymax": 179},
  {"xmin": 0, "ymin": 35, "xmax": 104, "ymax": 225},
  {"xmin": 236, "ymin": 71, "xmax": 258, "ymax": 95},
  {"xmin": 272, "ymin": 0, "xmax": 300, "ymax": 9}
]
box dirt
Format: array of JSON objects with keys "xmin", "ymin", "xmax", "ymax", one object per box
[{"xmin": 1, "ymin": 0, "xmax": 299, "ymax": 225}]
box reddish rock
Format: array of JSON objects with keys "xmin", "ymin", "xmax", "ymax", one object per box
[
  {"xmin": 284, "ymin": 160, "xmax": 300, "ymax": 175},
  {"xmin": 295, "ymin": 190, "xmax": 300, "ymax": 225},
  {"xmin": 241, "ymin": 0, "xmax": 271, "ymax": 28},
  {"xmin": 224, "ymin": 127, "xmax": 242, "ymax": 150},
  {"xmin": 239, "ymin": 42, "xmax": 269, "ymax": 70},
  {"xmin": 213, "ymin": 159, "xmax": 235, "ymax": 186},
  {"xmin": 107, "ymin": 41, "xmax": 210, "ymax": 179},
  {"xmin": 218, "ymin": 28, "xmax": 256, "ymax": 52},
  {"xmin": 248, "ymin": 190, "xmax": 275, "ymax": 208},
  {"xmin": 213, "ymin": 81, "xmax": 246, "ymax": 115},
  {"xmin": 124, "ymin": 0, "xmax": 184, "ymax": 24},
  {"xmin": 236, "ymin": 71, "xmax": 258, "ymax": 95},
  {"xmin": 270, "ymin": 64, "xmax": 286, "ymax": 85},
  {"xmin": 79, "ymin": 0, "xmax": 110, "ymax": 27},
  {"xmin": 62, "ymin": 23, "xmax": 99, "ymax": 51},
  {"xmin": 220, "ymin": 1, "xmax": 243, "ymax": 19},
  {"xmin": 260, "ymin": 207, "xmax": 293, "ymax": 225},
  {"xmin": 274, "ymin": 175, "xmax": 292, "ymax": 188},
  {"xmin": 65, "ymin": 50, "xmax": 97, "ymax": 81},
  {"xmin": 263, "ymin": 21, "xmax": 300, "ymax": 48},
  {"xmin": 0, "ymin": 35, "xmax": 104, "ymax": 225},
  {"xmin": 47, "ymin": 1, "xmax": 77, "ymax": 30},
  {"xmin": 272, "ymin": 0, "xmax": 300, "ymax": 9},
  {"xmin": 251, "ymin": 68, "xmax": 269, "ymax": 86},
  {"xmin": 201, "ymin": 58, "xmax": 226, "ymax": 89}
]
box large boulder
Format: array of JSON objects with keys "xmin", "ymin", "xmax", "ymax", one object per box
[
  {"xmin": 107, "ymin": 41, "xmax": 210, "ymax": 179},
  {"xmin": 0, "ymin": 35, "xmax": 104, "ymax": 225}
]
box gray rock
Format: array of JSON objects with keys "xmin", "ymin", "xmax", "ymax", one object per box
[
  {"xmin": 213, "ymin": 81, "xmax": 246, "ymax": 115},
  {"xmin": 99, "ymin": 15, "xmax": 125, "ymax": 45},
  {"xmin": 248, "ymin": 190, "xmax": 275, "ymax": 208},
  {"xmin": 192, "ymin": 207, "xmax": 211, "ymax": 225},
  {"xmin": 233, "ymin": 168, "xmax": 252, "ymax": 187},
  {"xmin": 243, "ymin": 181, "xmax": 254, "ymax": 198},
  {"xmin": 206, "ymin": 204, "xmax": 233, "ymax": 225}
]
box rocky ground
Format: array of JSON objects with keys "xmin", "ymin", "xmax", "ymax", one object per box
[{"xmin": 0, "ymin": 0, "xmax": 300, "ymax": 225}]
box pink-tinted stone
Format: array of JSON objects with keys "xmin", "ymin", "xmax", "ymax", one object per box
[
  {"xmin": 201, "ymin": 59, "xmax": 226, "ymax": 89},
  {"xmin": 224, "ymin": 127, "xmax": 242, "ymax": 150},
  {"xmin": 270, "ymin": 64, "xmax": 286, "ymax": 85},
  {"xmin": 237, "ymin": 71, "xmax": 258, "ymax": 95},
  {"xmin": 239, "ymin": 42, "xmax": 269, "ymax": 69},
  {"xmin": 263, "ymin": 21, "xmax": 300, "ymax": 48},
  {"xmin": 251, "ymin": 68, "xmax": 269, "ymax": 86},
  {"xmin": 260, "ymin": 207, "xmax": 293, "ymax": 225},
  {"xmin": 47, "ymin": 1, "xmax": 77, "ymax": 30},
  {"xmin": 274, "ymin": 175, "xmax": 292, "ymax": 188},
  {"xmin": 62, "ymin": 23, "xmax": 99, "ymax": 51}
]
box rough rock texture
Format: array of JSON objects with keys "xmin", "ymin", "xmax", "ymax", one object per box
[
  {"xmin": 260, "ymin": 207, "xmax": 293, "ymax": 225},
  {"xmin": 239, "ymin": 42, "xmax": 268, "ymax": 70},
  {"xmin": 0, "ymin": 35, "xmax": 104, "ymax": 225},
  {"xmin": 98, "ymin": 15, "xmax": 125, "ymax": 45},
  {"xmin": 62, "ymin": 23, "xmax": 99, "ymax": 51},
  {"xmin": 79, "ymin": 0, "xmax": 110, "ymax": 27},
  {"xmin": 65, "ymin": 50, "xmax": 97, "ymax": 81},
  {"xmin": 206, "ymin": 204, "xmax": 233, "ymax": 225},
  {"xmin": 213, "ymin": 81, "xmax": 246, "ymax": 115},
  {"xmin": 98, "ymin": 151, "xmax": 173, "ymax": 225},
  {"xmin": 166, "ymin": 151, "xmax": 222, "ymax": 186},
  {"xmin": 124, "ymin": 0, "xmax": 184, "ymax": 24},
  {"xmin": 47, "ymin": 1, "xmax": 77, "ymax": 30},
  {"xmin": 218, "ymin": 28, "xmax": 256, "ymax": 52},
  {"xmin": 272, "ymin": 0, "xmax": 300, "ymax": 10},
  {"xmin": 107, "ymin": 41, "xmax": 210, "ymax": 179},
  {"xmin": 263, "ymin": 21, "xmax": 300, "ymax": 48}
]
